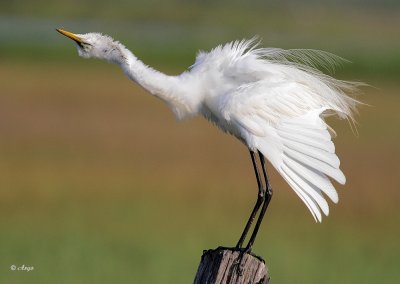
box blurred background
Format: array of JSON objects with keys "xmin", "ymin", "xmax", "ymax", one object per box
[{"xmin": 1, "ymin": 0, "xmax": 399, "ymax": 283}]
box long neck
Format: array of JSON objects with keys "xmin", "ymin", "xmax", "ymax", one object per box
[
  {"xmin": 112, "ymin": 46, "xmax": 174, "ymax": 96},
  {"xmin": 111, "ymin": 43, "xmax": 197, "ymax": 119}
]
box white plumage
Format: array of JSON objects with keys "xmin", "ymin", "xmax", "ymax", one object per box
[
  {"xmin": 189, "ymin": 38, "xmax": 357, "ymax": 222},
  {"xmin": 57, "ymin": 30, "xmax": 360, "ymax": 228}
]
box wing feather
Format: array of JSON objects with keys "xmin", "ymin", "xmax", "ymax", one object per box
[
  {"xmin": 212, "ymin": 42, "xmax": 358, "ymax": 221},
  {"xmin": 284, "ymin": 147, "xmax": 345, "ymax": 185},
  {"xmin": 281, "ymin": 164, "xmax": 322, "ymax": 222},
  {"xmin": 283, "ymin": 158, "xmax": 329, "ymax": 215},
  {"xmin": 279, "ymin": 130, "xmax": 335, "ymax": 153},
  {"xmin": 224, "ymin": 96, "xmax": 346, "ymax": 221},
  {"xmin": 249, "ymin": 111, "xmax": 344, "ymax": 221},
  {"xmin": 283, "ymin": 153, "xmax": 338, "ymax": 204},
  {"xmin": 282, "ymin": 138, "xmax": 340, "ymax": 168}
]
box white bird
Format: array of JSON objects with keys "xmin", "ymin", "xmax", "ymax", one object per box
[{"xmin": 57, "ymin": 29, "xmax": 360, "ymax": 251}]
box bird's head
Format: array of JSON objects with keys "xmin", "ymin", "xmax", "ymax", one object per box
[{"xmin": 57, "ymin": 28, "xmax": 126, "ymax": 63}]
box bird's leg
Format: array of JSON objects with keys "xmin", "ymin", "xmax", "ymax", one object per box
[
  {"xmin": 244, "ymin": 151, "xmax": 273, "ymax": 252},
  {"xmin": 235, "ymin": 150, "xmax": 266, "ymax": 250}
]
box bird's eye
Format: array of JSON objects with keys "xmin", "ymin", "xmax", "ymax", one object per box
[{"xmin": 77, "ymin": 41, "xmax": 92, "ymax": 49}]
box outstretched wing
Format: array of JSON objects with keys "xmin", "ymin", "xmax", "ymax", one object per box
[
  {"xmin": 253, "ymin": 109, "xmax": 345, "ymax": 222},
  {"xmin": 220, "ymin": 81, "xmax": 347, "ymax": 222},
  {"xmin": 203, "ymin": 40, "xmax": 360, "ymax": 221}
]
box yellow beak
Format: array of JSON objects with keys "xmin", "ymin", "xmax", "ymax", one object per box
[{"xmin": 56, "ymin": 28, "xmax": 83, "ymax": 44}]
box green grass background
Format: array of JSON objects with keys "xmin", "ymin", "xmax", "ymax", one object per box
[{"xmin": 1, "ymin": 1, "xmax": 399, "ymax": 283}]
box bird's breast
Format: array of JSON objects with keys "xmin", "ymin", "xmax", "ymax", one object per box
[{"xmin": 200, "ymin": 99, "xmax": 244, "ymax": 143}]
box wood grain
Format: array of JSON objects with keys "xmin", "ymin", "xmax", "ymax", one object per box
[{"xmin": 194, "ymin": 247, "xmax": 269, "ymax": 284}]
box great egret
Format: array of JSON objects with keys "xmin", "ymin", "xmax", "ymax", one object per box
[{"xmin": 57, "ymin": 28, "xmax": 360, "ymax": 252}]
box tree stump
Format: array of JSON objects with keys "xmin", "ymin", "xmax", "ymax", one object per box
[{"xmin": 194, "ymin": 247, "xmax": 269, "ymax": 284}]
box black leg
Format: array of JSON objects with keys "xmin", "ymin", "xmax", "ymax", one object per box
[
  {"xmin": 244, "ymin": 151, "xmax": 273, "ymax": 252},
  {"xmin": 236, "ymin": 150, "xmax": 266, "ymax": 249}
]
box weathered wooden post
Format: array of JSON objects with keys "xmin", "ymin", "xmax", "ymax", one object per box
[{"xmin": 194, "ymin": 247, "xmax": 269, "ymax": 284}]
